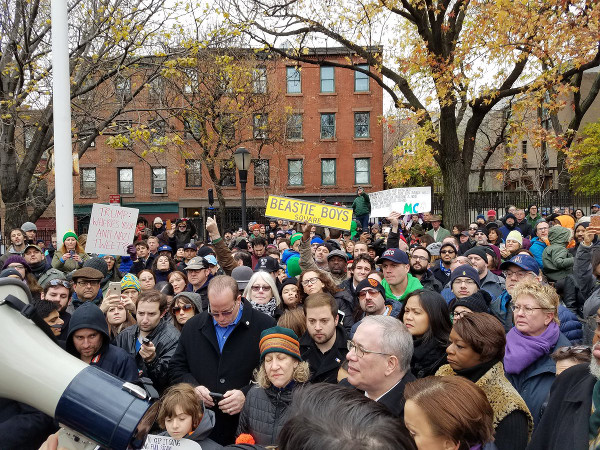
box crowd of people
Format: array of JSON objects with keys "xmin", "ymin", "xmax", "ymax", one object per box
[{"xmin": 2, "ymin": 200, "xmax": 600, "ymax": 450}]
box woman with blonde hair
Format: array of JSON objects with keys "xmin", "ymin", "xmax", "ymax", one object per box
[
  {"xmin": 504, "ymin": 278, "xmax": 570, "ymax": 427},
  {"xmin": 242, "ymin": 271, "xmax": 282, "ymax": 318},
  {"xmin": 237, "ymin": 326, "xmax": 310, "ymax": 445}
]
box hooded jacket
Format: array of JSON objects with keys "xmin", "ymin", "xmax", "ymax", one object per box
[
  {"xmin": 381, "ymin": 273, "xmax": 423, "ymax": 303},
  {"xmin": 159, "ymin": 410, "xmax": 222, "ymax": 450},
  {"xmin": 542, "ymin": 226, "xmax": 574, "ymax": 282},
  {"xmin": 66, "ymin": 302, "xmax": 138, "ymax": 382},
  {"xmin": 499, "ymin": 213, "xmax": 518, "ymax": 240}
]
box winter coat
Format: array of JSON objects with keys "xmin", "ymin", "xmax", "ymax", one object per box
[
  {"xmin": 115, "ymin": 319, "xmax": 180, "ymax": 392},
  {"xmin": 51, "ymin": 250, "xmax": 90, "ymax": 273},
  {"xmin": 411, "ymin": 337, "xmax": 447, "ymax": 378},
  {"xmin": 334, "ymin": 288, "xmax": 356, "ymax": 335},
  {"xmin": 542, "ymin": 226, "xmax": 574, "ymax": 282},
  {"xmin": 300, "ymin": 324, "xmax": 348, "ymax": 384},
  {"xmin": 526, "ymin": 214, "xmax": 543, "ymax": 230},
  {"xmin": 499, "ymin": 214, "xmax": 519, "ymax": 241},
  {"xmin": 168, "ymin": 299, "xmax": 276, "ymax": 445},
  {"xmin": 426, "ymin": 227, "xmax": 452, "ymax": 243},
  {"xmin": 0, "ymin": 399, "xmax": 56, "ymax": 450},
  {"xmin": 480, "ymin": 270, "xmax": 505, "ymax": 300},
  {"xmin": 349, "ymin": 300, "xmax": 403, "ymax": 338},
  {"xmin": 381, "ymin": 274, "xmax": 423, "ymax": 302},
  {"xmin": 505, "ymin": 332, "xmax": 570, "ymax": 428},
  {"xmin": 173, "ymin": 220, "xmax": 197, "ymax": 248},
  {"xmin": 0, "ymin": 246, "xmax": 24, "ymax": 265},
  {"xmin": 515, "ymin": 219, "xmax": 533, "ymax": 239},
  {"xmin": 352, "ymin": 193, "xmax": 371, "ymax": 217},
  {"xmin": 555, "ymin": 274, "xmax": 586, "ymax": 318},
  {"xmin": 129, "ymin": 254, "xmax": 156, "ymax": 276},
  {"xmin": 529, "ymin": 237, "xmax": 547, "ymax": 269},
  {"xmin": 29, "ymin": 259, "xmax": 51, "ymax": 281},
  {"xmin": 237, "ymin": 383, "xmax": 297, "ymax": 445},
  {"xmin": 159, "ymin": 410, "xmax": 222, "ymax": 450},
  {"xmin": 527, "ymin": 363, "xmax": 595, "ymax": 450},
  {"xmin": 417, "ymin": 269, "xmax": 443, "ymax": 293},
  {"xmin": 66, "ymin": 302, "xmax": 139, "ymax": 382},
  {"xmin": 431, "ymin": 260, "xmax": 452, "ymax": 285},
  {"xmin": 557, "ymin": 305, "xmax": 583, "ymax": 344}
]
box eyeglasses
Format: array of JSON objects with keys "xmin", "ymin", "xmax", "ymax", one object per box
[
  {"xmin": 357, "ymin": 288, "xmax": 380, "ymax": 299},
  {"xmin": 76, "ymin": 279, "xmax": 100, "ymax": 287},
  {"xmin": 454, "ymin": 278, "xmax": 477, "ymax": 286},
  {"xmin": 347, "ymin": 340, "xmax": 391, "ymax": 358},
  {"xmin": 410, "ymin": 255, "xmax": 429, "ymax": 263},
  {"xmin": 509, "ymin": 303, "xmax": 547, "ymax": 315},
  {"xmin": 469, "ymin": 227, "xmax": 478, "ymax": 230},
  {"xmin": 173, "ymin": 304, "xmax": 194, "ymax": 313},
  {"xmin": 301, "ymin": 277, "xmax": 320, "ymax": 287},
  {"xmin": 47, "ymin": 279, "xmax": 72, "ymax": 289},
  {"xmin": 9, "ymin": 264, "xmax": 24, "ymax": 270},
  {"xmin": 208, "ymin": 302, "xmax": 237, "ymax": 318},
  {"xmin": 440, "ymin": 250, "xmax": 455, "ymax": 254},
  {"xmin": 475, "ymin": 232, "xmax": 485, "ymax": 235},
  {"xmin": 251, "ymin": 285, "xmax": 271, "ymax": 292},
  {"xmin": 502, "ymin": 270, "xmax": 531, "ymax": 280}
]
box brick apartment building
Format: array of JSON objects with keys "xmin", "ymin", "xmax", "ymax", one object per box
[{"xmin": 71, "ymin": 47, "xmax": 384, "ymax": 235}]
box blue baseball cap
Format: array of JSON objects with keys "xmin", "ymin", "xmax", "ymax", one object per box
[
  {"xmin": 205, "ymin": 254, "xmax": 218, "ymax": 266},
  {"xmin": 499, "ymin": 255, "xmax": 540, "ymax": 275},
  {"xmin": 378, "ymin": 248, "xmax": 409, "ymax": 264},
  {"xmin": 183, "ymin": 243, "xmax": 197, "ymax": 250},
  {"xmin": 158, "ymin": 245, "xmax": 172, "ymax": 253}
]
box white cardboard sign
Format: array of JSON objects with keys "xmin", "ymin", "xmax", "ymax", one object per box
[
  {"xmin": 85, "ymin": 203, "xmax": 139, "ymax": 256},
  {"xmin": 142, "ymin": 435, "xmax": 202, "ymax": 450},
  {"xmin": 369, "ymin": 187, "xmax": 432, "ymax": 218}
]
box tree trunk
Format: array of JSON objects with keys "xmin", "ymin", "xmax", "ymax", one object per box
[
  {"xmin": 440, "ymin": 158, "xmax": 470, "ymax": 227},
  {"xmin": 3, "ymin": 201, "xmax": 31, "ymax": 236}
]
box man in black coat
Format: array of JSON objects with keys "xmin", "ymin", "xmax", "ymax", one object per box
[
  {"xmin": 300, "ymin": 292, "xmax": 348, "ymax": 384},
  {"xmin": 340, "ymin": 315, "xmax": 415, "ymax": 418},
  {"xmin": 169, "ymin": 275, "xmax": 275, "ymax": 445}
]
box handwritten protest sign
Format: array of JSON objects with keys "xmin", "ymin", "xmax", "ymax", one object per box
[
  {"xmin": 142, "ymin": 435, "xmax": 201, "ymax": 450},
  {"xmin": 85, "ymin": 203, "xmax": 139, "ymax": 256},
  {"xmin": 265, "ymin": 195, "xmax": 353, "ymax": 230},
  {"xmin": 369, "ymin": 187, "xmax": 432, "ymax": 218}
]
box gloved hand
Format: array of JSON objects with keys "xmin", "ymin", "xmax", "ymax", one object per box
[{"xmin": 126, "ymin": 243, "xmax": 137, "ymax": 259}]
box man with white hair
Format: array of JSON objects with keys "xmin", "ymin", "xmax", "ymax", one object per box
[
  {"xmin": 342, "ymin": 315, "xmax": 415, "ymax": 418},
  {"xmin": 527, "ymin": 303, "xmax": 600, "ymax": 449}
]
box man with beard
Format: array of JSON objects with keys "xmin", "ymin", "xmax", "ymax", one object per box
[
  {"xmin": 327, "ymin": 250, "xmax": 348, "ymax": 285},
  {"xmin": 349, "ymin": 278, "xmax": 402, "ymax": 338},
  {"xmin": 432, "ymin": 243, "xmax": 456, "ymax": 285},
  {"xmin": 41, "ymin": 277, "xmax": 72, "ymax": 339},
  {"xmin": 464, "ymin": 246, "xmax": 504, "ymax": 299},
  {"xmin": 409, "ymin": 247, "xmax": 442, "ymax": 293},
  {"xmin": 300, "ymin": 292, "xmax": 348, "ymax": 384},
  {"xmin": 23, "ymin": 244, "xmax": 51, "ymax": 281},
  {"xmin": 527, "ymin": 305, "xmax": 600, "ymax": 449}
]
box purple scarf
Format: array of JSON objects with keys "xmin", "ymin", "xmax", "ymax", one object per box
[{"xmin": 504, "ymin": 321, "xmax": 560, "ymax": 374}]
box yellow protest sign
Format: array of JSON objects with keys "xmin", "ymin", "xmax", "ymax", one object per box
[{"xmin": 265, "ymin": 195, "xmax": 353, "ymax": 230}]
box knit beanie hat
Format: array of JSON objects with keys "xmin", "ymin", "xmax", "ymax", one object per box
[
  {"xmin": 450, "ymin": 264, "xmax": 481, "ymax": 288},
  {"xmin": 310, "ymin": 236, "xmax": 324, "ymax": 245},
  {"xmin": 21, "ymin": 221, "xmax": 37, "ymax": 232},
  {"xmin": 278, "ymin": 277, "xmax": 298, "ymax": 297},
  {"xmin": 290, "ymin": 233, "xmax": 303, "ymax": 246},
  {"xmin": 464, "ymin": 246, "xmax": 488, "ymax": 262},
  {"xmin": 356, "ymin": 277, "xmax": 386, "ymax": 298},
  {"xmin": 286, "ymin": 256, "xmax": 302, "ymax": 277},
  {"xmin": 259, "ymin": 326, "xmax": 302, "ymax": 362},
  {"xmin": 83, "ymin": 257, "xmax": 108, "ymax": 277},
  {"xmin": 2, "ymin": 255, "xmax": 31, "ymax": 272},
  {"xmin": 121, "ymin": 273, "xmax": 141, "ymax": 292},
  {"xmin": 0, "ymin": 268, "xmax": 24, "ymax": 280},
  {"xmin": 63, "ymin": 230, "xmax": 78, "ymax": 242},
  {"xmin": 450, "ymin": 290, "xmax": 492, "ymax": 314},
  {"xmin": 506, "ymin": 230, "xmax": 523, "ymax": 246}
]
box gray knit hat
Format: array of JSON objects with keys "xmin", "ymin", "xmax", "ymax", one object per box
[{"xmin": 83, "ymin": 257, "xmax": 108, "ymax": 277}]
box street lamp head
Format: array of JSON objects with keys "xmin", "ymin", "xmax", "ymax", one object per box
[{"xmin": 234, "ymin": 147, "xmax": 251, "ymax": 172}]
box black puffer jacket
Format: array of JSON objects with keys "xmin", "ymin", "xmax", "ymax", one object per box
[{"xmin": 236, "ymin": 383, "xmax": 296, "ymax": 445}]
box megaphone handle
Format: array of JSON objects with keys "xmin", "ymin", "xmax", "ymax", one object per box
[{"xmin": 57, "ymin": 426, "xmax": 100, "ymax": 450}]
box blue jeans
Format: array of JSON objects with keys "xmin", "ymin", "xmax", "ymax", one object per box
[{"xmin": 356, "ymin": 214, "xmax": 370, "ymax": 231}]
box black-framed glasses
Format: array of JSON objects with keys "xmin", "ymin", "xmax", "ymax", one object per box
[
  {"xmin": 440, "ymin": 250, "xmax": 456, "ymax": 254},
  {"xmin": 47, "ymin": 279, "xmax": 72, "ymax": 289},
  {"xmin": 76, "ymin": 279, "xmax": 100, "ymax": 287},
  {"xmin": 301, "ymin": 277, "xmax": 320, "ymax": 287},
  {"xmin": 173, "ymin": 304, "xmax": 194, "ymax": 313},
  {"xmin": 410, "ymin": 255, "xmax": 429, "ymax": 263},
  {"xmin": 347, "ymin": 340, "xmax": 391, "ymax": 358}
]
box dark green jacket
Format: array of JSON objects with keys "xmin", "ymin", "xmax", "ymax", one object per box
[{"xmin": 352, "ymin": 193, "xmax": 371, "ymax": 216}]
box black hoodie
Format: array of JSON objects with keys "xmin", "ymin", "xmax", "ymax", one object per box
[{"xmin": 66, "ymin": 302, "xmax": 138, "ymax": 382}]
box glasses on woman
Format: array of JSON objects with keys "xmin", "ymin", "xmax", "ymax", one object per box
[
  {"xmin": 251, "ymin": 285, "xmax": 271, "ymax": 292},
  {"xmin": 301, "ymin": 277, "xmax": 320, "ymax": 287},
  {"xmin": 173, "ymin": 304, "xmax": 194, "ymax": 313},
  {"xmin": 347, "ymin": 340, "xmax": 391, "ymax": 358},
  {"xmin": 509, "ymin": 303, "xmax": 546, "ymax": 315}
]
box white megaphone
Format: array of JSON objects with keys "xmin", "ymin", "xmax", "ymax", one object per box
[{"xmin": 0, "ymin": 277, "xmax": 156, "ymax": 449}]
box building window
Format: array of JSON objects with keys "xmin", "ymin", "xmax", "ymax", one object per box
[
  {"xmin": 219, "ymin": 113, "xmax": 235, "ymax": 141},
  {"xmin": 286, "ymin": 66, "xmax": 301, "ymax": 93},
  {"xmin": 253, "ymin": 67, "xmax": 267, "ymax": 94},
  {"xmin": 321, "ymin": 159, "xmax": 336, "ymax": 186},
  {"xmin": 354, "ymin": 112, "xmax": 370, "ymax": 138},
  {"xmin": 115, "ymin": 76, "xmax": 131, "ymax": 98},
  {"xmin": 254, "ymin": 159, "xmax": 270, "ymax": 186},
  {"xmin": 118, "ymin": 168, "xmax": 134, "ymax": 195},
  {"xmin": 78, "ymin": 121, "xmax": 96, "ymax": 149},
  {"xmin": 23, "ymin": 125, "xmax": 36, "ymax": 149},
  {"xmin": 152, "ymin": 167, "xmax": 167, "ymax": 194},
  {"xmin": 320, "ymin": 66, "xmax": 335, "ymax": 93},
  {"xmin": 521, "ymin": 140, "xmax": 528, "ymax": 167},
  {"xmin": 355, "ymin": 158, "xmax": 370, "ymax": 184},
  {"xmin": 354, "ymin": 64, "xmax": 369, "ymax": 92},
  {"xmin": 253, "ymin": 113, "xmax": 268, "ymax": 139},
  {"xmin": 288, "ymin": 159, "xmax": 303, "ymax": 186},
  {"xmin": 220, "ymin": 160, "xmax": 236, "ymax": 187},
  {"xmin": 80, "ymin": 168, "xmax": 96, "ymax": 196},
  {"xmin": 286, "ymin": 113, "xmax": 303, "ymax": 140},
  {"xmin": 185, "ymin": 159, "xmax": 202, "ymax": 187},
  {"xmin": 150, "ymin": 119, "xmax": 167, "ymax": 144},
  {"xmin": 183, "ymin": 69, "xmax": 198, "ymax": 94},
  {"xmin": 148, "ymin": 77, "xmax": 163, "ymax": 102},
  {"xmin": 184, "ymin": 118, "xmax": 201, "ymax": 140},
  {"xmin": 320, "ymin": 113, "xmax": 336, "ymax": 139}
]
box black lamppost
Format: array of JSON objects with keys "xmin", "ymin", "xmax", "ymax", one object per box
[{"xmin": 233, "ymin": 147, "xmax": 251, "ymax": 232}]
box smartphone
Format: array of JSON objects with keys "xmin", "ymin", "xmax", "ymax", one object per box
[
  {"xmin": 142, "ymin": 337, "xmax": 151, "ymax": 346},
  {"xmin": 166, "ymin": 219, "xmax": 172, "ymax": 230},
  {"xmin": 208, "ymin": 188, "xmax": 214, "ymax": 206},
  {"xmin": 209, "ymin": 392, "xmax": 224, "ymax": 401},
  {"xmin": 69, "ymin": 250, "xmax": 75, "ymax": 256},
  {"xmin": 108, "ymin": 281, "xmax": 121, "ymax": 297}
]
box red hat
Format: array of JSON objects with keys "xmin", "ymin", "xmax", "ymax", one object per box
[
  {"xmin": 252, "ymin": 224, "xmax": 261, "ymax": 231},
  {"xmin": 487, "ymin": 209, "xmax": 496, "ymax": 217}
]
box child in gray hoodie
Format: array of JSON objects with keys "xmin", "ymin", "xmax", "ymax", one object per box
[{"xmin": 542, "ymin": 226, "xmax": 574, "ymax": 282}]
